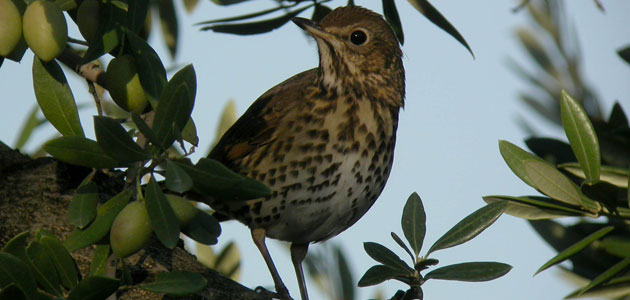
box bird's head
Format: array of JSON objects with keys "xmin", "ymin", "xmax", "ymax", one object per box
[{"xmin": 293, "ymin": 6, "xmax": 404, "ymax": 102}]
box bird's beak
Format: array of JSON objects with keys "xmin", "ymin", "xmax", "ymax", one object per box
[{"xmin": 292, "ymin": 17, "xmax": 334, "ymax": 41}]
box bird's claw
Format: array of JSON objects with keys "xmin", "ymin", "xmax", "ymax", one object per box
[{"xmin": 254, "ymin": 286, "xmax": 292, "ymax": 300}]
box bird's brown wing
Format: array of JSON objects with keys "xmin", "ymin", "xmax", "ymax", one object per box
[{"xmin": 209, "ymin": 69, "xmax": 317, "ymax": 172}]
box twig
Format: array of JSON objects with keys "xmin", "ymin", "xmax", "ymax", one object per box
[
  {"xmin": 87, "ymin": 80, "xmax": 103, "ymax": 116},
  {"xmin": 67, "ymin": 36, "xmax": 89, "ymax": 47},
  {"xmin": 511, "ymin": 0, "xmax": 530, "ymax": 13}
]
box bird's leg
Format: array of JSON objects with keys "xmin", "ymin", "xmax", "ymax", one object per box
[
  {"xmin": 290, "ymin": 243, "xmax": 310, "ymax": 300},
  {"xmin": 251, "ymin": 228, "xmax": 291, "ymax": 299}
]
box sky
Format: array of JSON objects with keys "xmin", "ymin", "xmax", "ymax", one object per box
[{"xmin": 1, "ymin": 0, "xmax": 629, "ymax": 299}]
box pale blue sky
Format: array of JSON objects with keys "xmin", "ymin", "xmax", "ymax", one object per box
[{"xmin": 1, "ymin": 1, "xmax": 629, "ymax": 299}]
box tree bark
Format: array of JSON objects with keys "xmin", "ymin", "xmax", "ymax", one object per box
[{"xmin": 0, "ymin": 141, "xmax": 268, "ymax": 300}]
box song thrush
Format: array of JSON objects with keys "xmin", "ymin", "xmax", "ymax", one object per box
[{"xmin": 207, "ymin": 6, "xmax": 405, "ymax": 300}]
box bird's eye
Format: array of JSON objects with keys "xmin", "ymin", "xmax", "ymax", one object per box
[{"xmin": 350, "ymin": 30, "xmax": 368, "ymax": 45}]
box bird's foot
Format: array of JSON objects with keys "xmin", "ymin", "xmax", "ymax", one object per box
[{"xmin": 254, "ymin": 286, "xmax": 292, "ymax": 300}]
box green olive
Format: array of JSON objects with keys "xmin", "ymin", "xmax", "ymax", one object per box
[
  {"xmin": 105, "ymin": 55, "xmax": 149, "ymax": 114},
  {"xmin": 110, "ymin": 201, "xmax": 152, "ymax": 258},
  {"xmin": 76, "ymin": 0, "xmax": 99, "ymax": 44},
  {"xmin": 0, "ymin": 0, "xmax": 22, "ymax": 57},
  {"xmin": 23, "ymin": 0, "xmax": 67, "ymax": 62},
  {"xmin": 166, "ymin": 195, "xmax": 199, "ymax": 227}
]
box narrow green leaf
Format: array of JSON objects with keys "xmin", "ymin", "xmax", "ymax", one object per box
[
  {"xmin": 80, "ymin": 4, "xmax": 126, "ymax": 62},
  {"xmin": 139, "ymin": 271, "xmax": 206, "ymax": 296},
  {"xmin": 146, "ymin": 178, "xmax": 180, "ymax": 249},
  {"xmin": 516, "ymin": 28, "xmax": 557, "ymax": 78},
  {"xmin": 67, "ymin": 276, "xmax": 119, "ymax": 300},
  {"xmin": 566, "ymin": 281, "xmax": 630, "ymax": 299},
  {"xmin": 578, "ymin": 257, "xmax": 630, "ymax": 296},
  {"xmin": 44, "ymin": 136, "xmax": 120, "ymax": 169},
  {"xmin": 26, "ymin": 241, "xmax": 61, "ymax": 295},
  {"xmin": 483, "ymin": 195, "xmax": 589, "ymax": 220},
  {"xmin": 333, "ymin": 246, "xmax": 354, "ymax": 300},
  {"xmin": 68, "ymin": 182, "xmax": 100, "ymax": 228},
  {"xmin": 524, "ymin": 160, "xmax": 598, "ymax": 210},
  {"xmin": 1, "ymin": 231, "xmax": 29, "ymax": 254},
  {"xmin": 181, "ymin": 211, "xmax": 221, "ymax": 245},
  {"xmin": 181, "ymin": 118, "xmax": 199, "ymax": 147},
  {"xmin": 157, "ymin": 0, "xmax": 178, "ymax": 58},
  {"xmin": 425, "ymin": 262, "xmax": 511, "ymax": 282},
  {"xmin": 64, "ymin": 189, "xmax": 132, "ymax": 252},
  {"xmin": 401, "ymin": 192, "xmax": 425, "ymax": 258},
  {"xmin": 126, "ymin": 0, "xmax": 149, "ymax": 33},
  {"xmin": 600, "ymin": 236, "xmax": 630, "ymax": 258},
  {"xmin": 560, "ymin": 163, "xmax": 629, "ymax": 188},
  {"xmin": 127, "ymin": 30, "xmax": 167, "ymax": 103},
  {"xmin": 311, "ymin": 3, "xmax": 332, "ymax": 23},
  {"xmin": 173, "ymin": 158, "xmax": 270, "ymax": 200},
  {"xmin": 617, "ymin": 45, "xmax": 630, "ymax": 65},
  {"xmin": 94, "ymin": 116, "xmax": 150, "ymax": 163},
  {"xmin": 152, "ymin": 65, "xmax": 196, "ymax": 148},
  {"xmin": 166, "ymin": 160, "xmax": 193, "ymax": 193},
  {"xmin": 196, "ymin": 5, "xmax": 288, "ymax": 25},
  {"xmin": 535, "ymin": 226, "xmax": 614, "ymax": 275},
  {"xmin": 525, "ymin": 137, "xmax": 576, "ymax": 163},
  {"xmin": 357, "ymin": 265, "xmax": 404, "ymax": 287},
  {"xmin": 2, "ymin": 232, "xmax": 61, "ymax": 296},
  {"xmin": 205, "ymin": 241, "xmax": 239, "ymax": 279},
  {"xmin": 54, "ymin": 0, "xmax": 76, "ymax": 10},
  {"xmin": 407, "ymin": 0, "xmax": 474, "ymax": 58},
  {"xmin": 0, "ymin": 253, "xmax": 38, "ymax": 300},
  {"xmin": 211, "ymin": 0, "xmax": 249, "ymax": 6},
  {"xmin": 34, "ymin": 230, "xmax": 56, "ymax": 241},
  {"xmin": 560, "ymin": 90, "xmax": 600, "ymax": 182},
  {"xmin": 39, "ymin": 236, "xmax": 79, "ymax": 289},
  {"xmin": 201, "ymin": 6, "xmax": 311, "ymax": 35},
  {"xmin": 607, "ymin": 102, "xmax": 628, "ymax": 128},
  {"xmin": 102, "ymin": 26, "xmax": 122, "ymax": 54},
  {"xmin": 498, "ymin": 140, "xmax": 544, "ymax": 187},
  {"xmin": 428, "ymin": 201, "xmax": 506, "ymax": 254},
  {"xmin": 183, "ymin": 0, "xmax": 199, "ymax": 13},
  {"xmin": 363, "ymin": 242, "xmax": 414, "ymax": 274},
  {"xmin": 109, "ymin": 0, "xmax": 128, "ymax": 10},
  {"xmin": 382, "ymin": 0, "xmax": 404, "ymax": 44},
  {"xmin": 14, "ymin": 105, "xmax": 44, "ymax": 149},
  {"xmin": 0, "ymin": 283, "xmax": 27, "ymax": 300},
  {"xmin": 88, "ymin": 245, "xmax": 110, "ymax": 277},
  {"xmin": 391, "ymin": 232, "xmax": 415, "ymax": 264},
  {"xmin": 32, "ymin": 57, "xmax": 84, "ymax": 137}
]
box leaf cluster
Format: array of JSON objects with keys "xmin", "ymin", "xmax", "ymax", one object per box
[
  {"xmin": 358, "ymin": 193, "xmax": 511, "ymax": 299},
  {"xmin": 490, "ymin": 90, "xmax": 630, "ymax": 298},
  {"xmin": 0, "ymin": 231, "xmax": 206, "ymax": 299},
  {"xmin": 196, "ymin": 0, "xmax": 473, "ymax": 56},
  {"xmin": 1, "ymin": 1, "xmax": 274, "ymax": 298},
  {"xmin": 500, "ymin": 2, "xmax": 630, "ymax": 297}
]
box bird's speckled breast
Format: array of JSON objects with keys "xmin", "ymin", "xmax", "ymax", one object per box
[{"xmin": 229, "ymin": 91, "xmax": 399, "ymax": 243}]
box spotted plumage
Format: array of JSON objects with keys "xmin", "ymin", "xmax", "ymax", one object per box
[{"xmin": 206, "ymin": 6, "xmax": 405, "ymax": 300}]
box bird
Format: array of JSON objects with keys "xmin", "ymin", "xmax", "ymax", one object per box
[{"xmin": 206, "ymin": 6, "xmax": 405, "ymax": 300}]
